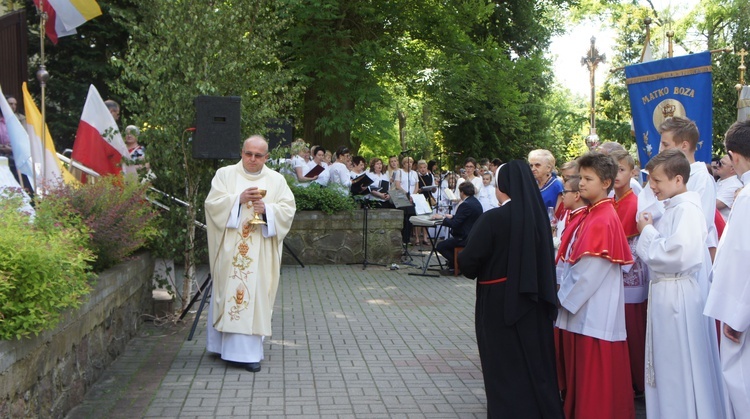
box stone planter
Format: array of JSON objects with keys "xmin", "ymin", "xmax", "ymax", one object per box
[
  {"xmin": 283, "ymin": 209, "xmax": 403, "ymax": 265},
  {"xmin": 0, "ymin": 252, "xmax": 154, "ymax": 419}
]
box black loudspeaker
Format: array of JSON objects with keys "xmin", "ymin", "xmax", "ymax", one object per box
[
  {"xmin": 265, "ymin": 118, "xmax": 295, "ymax": 150},
  {"xmin": 193, "ymin": 96, "xmax": 241, "ymax": 159}
]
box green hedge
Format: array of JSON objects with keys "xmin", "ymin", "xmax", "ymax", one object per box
[{"xmin": 0, "ymin": 194, "xmax": 94, "ymax": 340}]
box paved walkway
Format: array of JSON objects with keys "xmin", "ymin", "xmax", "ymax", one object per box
[{"xmin": 67, "ymin": 260, "xmax": 646, "ymax": 418}]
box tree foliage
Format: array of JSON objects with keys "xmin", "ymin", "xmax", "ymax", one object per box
[
  {"xmin": 113, "ymin": 0, "xmax": 299, "ymax": 306},
  {"xmin": 22, "ymin": 0, "xmax": 137, "ymax": 149}
]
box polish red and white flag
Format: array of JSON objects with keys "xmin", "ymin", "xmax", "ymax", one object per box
[{"xmin": 71, "ymin": 85, "xmax": 128, "ymax": 178}]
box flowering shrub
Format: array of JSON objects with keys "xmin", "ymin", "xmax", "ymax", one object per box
[
  {"xmin": 40, "ymin": 176, "xmax": 159, "ymax": 271},
  {"xmin": 290, "ymin": 183, "xmax": 356, "ymax": 214},
  {"xmin": 0, "ymin": 194, "xmax": 94, "ymax": 340}
]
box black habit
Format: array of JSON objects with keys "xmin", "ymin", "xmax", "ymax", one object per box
[{"xmin": 458, "ymin": 161, "xmax": 563, "ymax": 419}]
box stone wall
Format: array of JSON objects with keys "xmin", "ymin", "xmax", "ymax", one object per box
[
  {"xmin": 0, "ymin": 253, "xmax": 154, "ymax": 419},
  {"xmin": 283, "ymin": 209, "xmax": 403, "ymax": 265}
]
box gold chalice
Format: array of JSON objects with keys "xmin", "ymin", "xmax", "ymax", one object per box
[{"xmin": 249, "ymin": 189, "xmax": 267, "ymax": 225}]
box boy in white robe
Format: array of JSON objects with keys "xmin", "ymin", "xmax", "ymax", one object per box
[
  {"xmin": 477, "ymin": 172, "xmax": 498, "ymax": 212},
  {"xmin": 636, "ymin": 149, "xmax": 725, "ymax": 419},
  {"xmin": 637, "ymin": 116, "xmax": 717, "ymax": 297},
  {"xmin": 704, "ymin": 120, "xmax": 750, "ymax": 418}
]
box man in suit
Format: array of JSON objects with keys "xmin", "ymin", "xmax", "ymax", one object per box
[{"xmin": 434, "ymin": 181, "xmax": 483, "ymax": 275}]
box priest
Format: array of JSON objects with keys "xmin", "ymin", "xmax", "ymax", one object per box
[
  {"xmin": 704, "ymin": 120, "xmax": 750, "ymax": 417},
  {"xmin": 204, "ymin": 135, "xmax": 296, "ymax": 372}
]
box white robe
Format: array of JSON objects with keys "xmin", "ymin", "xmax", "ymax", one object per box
[
  {"xmin": 636, "ymin": 191, "xmax": 725, "ymax": 419},
  {"xmin": 204, "ymin": 163, "xmax": 296, "ymax": 363},
  {"xmin": 556, "ymin": 222, "xmax": 627, "ymax": 342},
  {"xmin": 638, "ymin": 162, "xmax": 717, "ymax": 298},
  {"xmin": 476, "ymin": 184, "xmax": 498, "ymax": 212},
  {"xmin": 705, "ymin": 170, "xmax": 750, "ymax": 419}
]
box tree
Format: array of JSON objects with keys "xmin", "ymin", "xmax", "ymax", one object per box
[
  {"xmin": 114, "ymin": 0, "xmax": 299, "ymax": 307},
  {"xmin": 23, "ymin": 0, "xmax": 137, "ymax": 150}
]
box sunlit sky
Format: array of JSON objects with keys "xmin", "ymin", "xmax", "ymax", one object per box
[{"xmin": 550, "ymin": 0, "xmax": 700, "ymax": 97}]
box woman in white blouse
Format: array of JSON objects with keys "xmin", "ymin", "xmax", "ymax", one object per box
[{"xmin": 328, "ymin": 146, "xmax": 352, "ymax": 192}]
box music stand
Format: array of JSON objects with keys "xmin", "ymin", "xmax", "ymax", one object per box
[{"xmin": 348, "ymin": 198, "xmax": 386, "ymax": 270}]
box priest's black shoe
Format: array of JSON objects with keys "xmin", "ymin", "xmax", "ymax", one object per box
[
  {"xmin": 245, "ymin": 362, "xmax": 261, "ymax": 372},
  {"xmin": 439, "ymin": 268, "xmax": 454, "ymax": 276}
]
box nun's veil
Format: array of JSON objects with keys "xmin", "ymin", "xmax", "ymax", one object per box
[{"xmin": 496, "ymin": 160, "xmax": 558, "ymax": 324}]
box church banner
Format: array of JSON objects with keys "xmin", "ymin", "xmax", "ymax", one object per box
[{"xmin": 625, "ymin": 51, "xmax": 712, "ymax": 168}]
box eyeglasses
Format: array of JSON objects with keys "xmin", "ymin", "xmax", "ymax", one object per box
[
  {"xmin": 243, "ymin": 151, "xmax": 268, "ymax": 159},
  {"xmin": 465, "ymin": 165, "xmax": 475, "ymax": 168},
  {"xmin": 562, "ymin": 190, "xmax": 578, "ymax": 194}
]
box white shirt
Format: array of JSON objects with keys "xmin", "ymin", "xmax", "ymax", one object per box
[
  {"xmin": 306, "ymin": 160, "xmax": 330, "ymax": 186},
  {"xmin": 328, "ymin": 162, "xmax": 351, "ymax": 188},
  {"xmin": 394, "ymin": 169, "xmax": 418, "ymax": 194},
  {"xmin": 716, "ymin": 175, "xmax": 743, "ymax": 221},
  {"xmin": 366, "ymin": 171, "xmax": 389, "ymax": 201}
]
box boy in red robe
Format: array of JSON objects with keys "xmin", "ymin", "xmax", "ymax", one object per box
[
  {"xmin": 554, "ymin": 175, "xmax": 587, "ymax": 394},
  {"xmin": 557, "ymin": 151, "xmax": 635, "ymax": 419},
  {"xmin": 611, "ymin": 149, "xmax": 649, "ymax": 395}
]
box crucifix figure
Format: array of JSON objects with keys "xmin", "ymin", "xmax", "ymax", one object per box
[
  {"xmin": 581, "ymin": 36, "xmax": 606, "ymax": 149},
  {"xmin": 738, "ymin": 48, "xmax": 747, "ymax": 88}
]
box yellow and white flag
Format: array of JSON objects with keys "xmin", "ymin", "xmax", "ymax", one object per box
[
  {"xmin": 738, "ymin": 85, "xmax": 750, "ymax": 122},
  {"xmin": 22, "ymin": 83, "xmax": 77, "ymax": 187}
]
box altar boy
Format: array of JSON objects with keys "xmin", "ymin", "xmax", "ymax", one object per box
[
  {"xmin": 636, "ymin": 149, "xmax": 725, "ymax": 419},
  {"xmin": 557, "ymin": 152, "xmax": 634, "ymax": 418},
  {"xmin": 610, "ymin": 149, "xmax": 649, "ymax": 394},
  {"xmin": 704, "ymin": 119, "xmax": 750, "ymax": 418}
]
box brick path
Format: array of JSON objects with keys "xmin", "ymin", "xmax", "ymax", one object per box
[{"xmin": 67, "ymin": 261, "xmax": 646, "ymax": 418}]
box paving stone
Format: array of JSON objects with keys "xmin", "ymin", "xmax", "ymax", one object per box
[{"xmin": 67, "ymin": 263, "xmax": 648, "ymax": 418}]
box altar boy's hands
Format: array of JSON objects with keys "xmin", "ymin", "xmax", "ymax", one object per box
[{"xmin": 637, "ymin": 212, "xmax": 653, "ymax": 233}]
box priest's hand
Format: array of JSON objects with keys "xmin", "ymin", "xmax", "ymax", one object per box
[
  {"xmin": 251, "ymin": 199, "xmax": 265, "ymax": 215},
  {"xmin": 724, "ymin": 323, "xmax": 743, "ymax": 344},
  {"xmin": 240, "ymin": 187, "xmax": 263, "ymax": 204},
  {"xmin": 637, "ymin": 212, "xmax": 653, "ymax": 232}
]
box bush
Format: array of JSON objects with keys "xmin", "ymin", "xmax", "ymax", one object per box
[
  {"xmin": 290, "ymin": 183, "xmax": 357, "ymax": 214},
  {"xmin": 40, "ymin": 176, "xmax": 159, "ymax": 272},
  {"xmin": 0, "ymin": 194, "xmax": 94, "ymax": 340}
]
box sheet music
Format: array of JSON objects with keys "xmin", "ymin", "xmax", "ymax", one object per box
[{"xmin": 411, "ymin": 193, "xmax": 432, "ymax": 215}]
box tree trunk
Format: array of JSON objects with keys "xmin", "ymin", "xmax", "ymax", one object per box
[
  {"xmin": 398, "ymin": 109, "xmax": 407, "ymax": 151},
  {"xmin": 302, "ymin": 83, "xmax": 354, "ymax": 153}
]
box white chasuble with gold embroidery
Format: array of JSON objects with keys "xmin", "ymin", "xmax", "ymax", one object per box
[{"xmin": 205, "ymin": 162, "xmax": 295, "ymax": 338}]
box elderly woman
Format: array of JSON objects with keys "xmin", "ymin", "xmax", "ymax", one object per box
[
  {"xmin": 122, "ymin": 125, "xmax": 149, "ymax": 178},
  {"xmin": 528, "ymin": 149, "xmax": 563, "ymax": 211}
]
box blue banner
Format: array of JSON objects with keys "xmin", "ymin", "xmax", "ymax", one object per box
[{"xmin": 625, "ymin": 51, "xmax": 712, "ymax": 168}]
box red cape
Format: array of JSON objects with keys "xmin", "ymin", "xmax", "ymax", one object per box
[
  {"xmin": 568, "ymin": 198, "xmax": 634, "ymax": 265},
  {"xmin": 556, "ymin": 206, "xmax": 587, "ymax": 264},
  {"xmin": 613, "ymin": 189, "xmax": 639, "ymax": 238}
]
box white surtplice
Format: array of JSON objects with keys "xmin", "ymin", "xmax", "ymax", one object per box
[
  {"xmin": 637, "ymin": 191, "xmax": 725, "ymax": 419},
  {"xmin": 705, "ymin": 170, "xmax": 750, "ymax": 419}
]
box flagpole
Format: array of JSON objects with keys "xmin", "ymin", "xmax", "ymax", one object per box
[{"xmin": 36, "ymin": 1, "xmax": 50, "ymax": 191}]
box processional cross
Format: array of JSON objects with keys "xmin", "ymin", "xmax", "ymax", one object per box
[{"xmin": 581, "ymin": 36, "xmax": 606, "ymax": 149}]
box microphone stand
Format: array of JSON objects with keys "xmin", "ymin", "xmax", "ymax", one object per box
[{"xmin": 348, "ymin": 197, "xmax": 386, "ymax": 270}]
